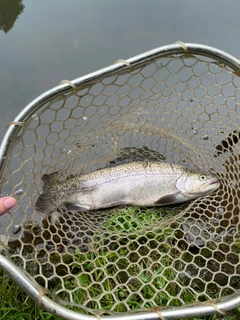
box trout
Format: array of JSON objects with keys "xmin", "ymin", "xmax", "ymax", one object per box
[{"xmin": 35, "ymin": 161, "xmax": 220, "ymax": 214}]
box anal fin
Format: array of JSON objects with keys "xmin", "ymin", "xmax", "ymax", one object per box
[
  {"xmin": 103, "ymin": 201, "xmax": 126, "ymax": 209},
  {"xmin": 66, "ymin": 204, "xmax": 90, "ymax": 212}
]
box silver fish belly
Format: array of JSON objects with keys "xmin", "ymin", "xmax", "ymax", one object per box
[{"xmin": 35, "ymin": 161, "xmax": 220, "ymax": 214}]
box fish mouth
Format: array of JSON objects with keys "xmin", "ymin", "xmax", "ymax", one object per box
[{"xmin": 209, "ymin": 179, "xmax": 221, "ymax": 186}]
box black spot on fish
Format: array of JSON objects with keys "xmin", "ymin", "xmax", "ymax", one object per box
[{"xmin": 108, "ymin": 146, "xmax": 165, "ymax": 167}]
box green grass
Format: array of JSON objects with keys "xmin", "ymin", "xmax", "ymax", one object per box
[
  {"xmin": 65, "ymin": 206, "xmax": 184, "ymax": 311},
  {"xmin": 0, "ymin": 271, "xmax": 62, "ymax": 320},
  {"xmin": 1, "ymin": 206, "xmax": 240, "ymax": 319},
  {"xmin": 102, "ymin": 206, "xmax": 178, "ymax": 232},
  {"xmin": 0, "ymin": 273, "xmax": 240, "ymax": 320}
]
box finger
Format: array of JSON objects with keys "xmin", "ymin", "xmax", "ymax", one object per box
[{"xmin": 0, "ymin": 197, "xmax": 16, "ymax": 216}]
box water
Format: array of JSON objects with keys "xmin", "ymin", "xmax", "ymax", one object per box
[{"xmin": 1, "ymin": 0, "xmax": 240, "ymax": 141}]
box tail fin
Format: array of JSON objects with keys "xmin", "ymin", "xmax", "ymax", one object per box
[{"xmin": 35, "ymin": 172, "xmax": 59, "ymax": 214}]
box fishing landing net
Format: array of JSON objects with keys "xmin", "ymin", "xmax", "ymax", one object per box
[{"xmin": 0, "ymin": 43, "xmax": 240, "ymax": 320}]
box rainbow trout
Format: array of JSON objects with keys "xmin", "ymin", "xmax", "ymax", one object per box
[{"xmin": 35, "ymin": 161, "xmax": 220, "ymax": 214}]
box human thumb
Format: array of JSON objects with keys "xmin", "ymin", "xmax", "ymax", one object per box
[{"xmin": 0, "ymin": 197, "xmax": 16, "ymax": 215}]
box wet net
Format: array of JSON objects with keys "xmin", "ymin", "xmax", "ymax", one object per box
[{"xmin": 1, "ymin": 44, "xmax": 240, "ymax": 318}]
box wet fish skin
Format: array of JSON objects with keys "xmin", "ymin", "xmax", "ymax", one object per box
[{"xmin": 35, "ymin": 161, "xmax": 220, "ymax": 214}]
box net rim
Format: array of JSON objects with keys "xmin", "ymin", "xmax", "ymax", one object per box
[
  {"xmin": 1, "ymin": 42, "xmax": 240, "ymax": 176},
  {"xmin": 0, "ymin": 253, "xmax": 237, "ymax": 320},
  {"xmin": 1, "ymin": 42, "xmax": 240, "ymax": 319}
]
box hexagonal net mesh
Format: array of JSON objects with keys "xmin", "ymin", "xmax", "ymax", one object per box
[{"xmin": 1, "ymin": 47, "xmax": 240, "ymax": 317}]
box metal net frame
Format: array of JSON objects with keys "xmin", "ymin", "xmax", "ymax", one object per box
[{"xmin": 1, "ymin": 43, "xmax": 240, "ymax": 320}]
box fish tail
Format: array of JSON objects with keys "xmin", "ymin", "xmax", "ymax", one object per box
[{"xmin": 35, "ymin": 172, "xmax": 59, "ymax": 214}]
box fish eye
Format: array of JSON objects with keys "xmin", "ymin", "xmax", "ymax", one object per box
[{"xmin": 199, "ymin": 175, "xmax": 207, "ymax": 181}]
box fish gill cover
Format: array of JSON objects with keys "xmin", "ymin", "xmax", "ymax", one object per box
[{"xmin": 1, "ymin": 53, "xmax": 240, "ymax": 316}]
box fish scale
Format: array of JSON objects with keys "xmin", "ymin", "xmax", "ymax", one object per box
[{"xmin": 35, "ymin": 161, "xmax": 220, "ymax": 214}]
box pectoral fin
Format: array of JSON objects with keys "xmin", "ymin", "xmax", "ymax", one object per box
[{"xmin": 154, "ymin": 193, "xmax": 180, "ymax": 205}]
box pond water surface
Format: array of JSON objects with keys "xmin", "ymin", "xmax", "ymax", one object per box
[{"xmin": 1, "ymin": 0, "xmax": 240, "ymax": 141}]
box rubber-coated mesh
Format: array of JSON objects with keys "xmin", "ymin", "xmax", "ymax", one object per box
[{"xmin": 1, "ymin": 55, "xmax": 240, "ymax": 315}]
